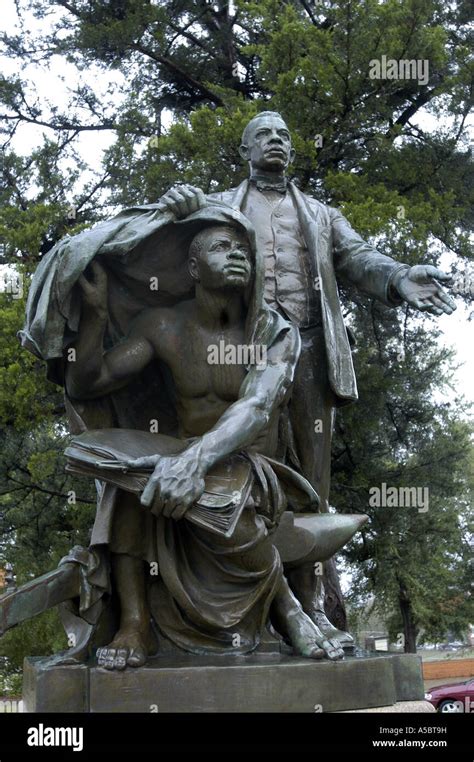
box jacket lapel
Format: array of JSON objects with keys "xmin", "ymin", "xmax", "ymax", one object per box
[
  {"xmin": 231, "ymin": 178, "xmax": 357, "ymax": 402},
  {"xmin": 289, "ymin": 184, "xmax": 358, "ymax": 403},
  {"xmin": 231, "ymin": 179, "xmax": 249, "ymax": 210}
]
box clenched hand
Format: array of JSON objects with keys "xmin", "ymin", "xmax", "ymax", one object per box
[
  {"xmin": 156, "ymin": 184, "xmax": 207, "ymax": 219},
  {"xmin": 78, "ymin": 261, "xmax": 108, "ymax": 319}
]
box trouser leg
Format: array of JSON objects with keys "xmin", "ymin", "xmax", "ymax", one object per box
[
  {"xmin": 288, "ymin": 327, "xmax": 335, "ymax": 512},
  {"xmin": 283, "ymin": 327, "xmax": 351, "ymax": 641}
]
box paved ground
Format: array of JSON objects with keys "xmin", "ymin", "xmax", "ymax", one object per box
[{"xmin": 340, "ymin": 701, "xmax": 435, "ymax": 713}]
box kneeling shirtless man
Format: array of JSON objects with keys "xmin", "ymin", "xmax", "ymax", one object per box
[{"xmin": 66, "ymin": 209, "xmax": 344, "ymax": 669}]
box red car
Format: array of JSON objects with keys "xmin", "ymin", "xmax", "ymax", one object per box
[{"xmin": 425, "ymin": 679, "xmax": 474, "ymax": 712}]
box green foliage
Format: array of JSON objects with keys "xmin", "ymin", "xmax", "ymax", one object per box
[
  {"xmin": 333, "ymin": 299, "xmax": 473, "ymax": 648},
  {"xmin": 0, "ymin": 611, "xmax": 67, "ymax": 691},
  {"xmin": 0, "ymin": 295, "xmax": 57, "ymax": 428}
]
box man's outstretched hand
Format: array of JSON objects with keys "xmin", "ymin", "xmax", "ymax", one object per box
[
  {"xmin": 394, "ymin": 265, "xmax": 457, "ymax": 316},
  {"xmin": 156, "ymin": 184, "xmax": 207, "ymax": 219}
]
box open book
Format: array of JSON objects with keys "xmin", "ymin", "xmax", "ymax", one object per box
[{"xmin": 65, "ymin": 429, "xmax": 253, "ymax": 538}]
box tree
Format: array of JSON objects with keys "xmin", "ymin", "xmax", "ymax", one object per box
[
  {"xmin": 332, "ymin": 295, "xmax": 473, "ymax": 651},
  {"xmin": 0, "ymin": 292, "xmax": 96, "ymax": 689}
]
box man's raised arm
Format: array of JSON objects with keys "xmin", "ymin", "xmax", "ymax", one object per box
[
  {"xmin": 330, "ymin": 207, "xmax": 456, "ymax": 315},
  {"xmin": 65, "ymin": 262, "xmax": 155, "ymax": 400}
]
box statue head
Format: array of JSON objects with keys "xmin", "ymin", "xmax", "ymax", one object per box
[
  {"xmin": 239, "ymin": 111, "xmax": 295, "ymax": 173},
  {"xmin": 188, "ymin": 224, "xmax": 252, "ymax": 291}
]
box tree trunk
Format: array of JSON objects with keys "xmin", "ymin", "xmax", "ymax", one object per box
[{"xmin": 399, "ymin": 593, "xmax": 418, "ymax": 653}]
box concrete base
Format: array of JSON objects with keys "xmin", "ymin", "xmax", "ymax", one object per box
[
  {"xmin": 339, "ymin": 700, "xmax": 435, "ymax": 713},
  {"xmin": 23, "ymin": 652, "xmax": 425, "ymax": 713}
]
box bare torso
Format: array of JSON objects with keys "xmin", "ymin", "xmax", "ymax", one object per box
[{"xmin": 135, "ymin": 300, "xmax": 279, "ymax": 453}]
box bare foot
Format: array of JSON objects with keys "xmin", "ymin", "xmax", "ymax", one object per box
[
  {"xmin": 286, "ymin": 608, "xmax": 344, "ymax": 660},
  {"xmin": 308, "ymin": 608, "xmax": 354, "ymax": 648},
  {"xmin": 97, "ymin": 628, "xmax": 150, "ymax": 670}
]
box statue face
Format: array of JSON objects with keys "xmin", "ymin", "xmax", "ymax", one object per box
[
  {"xmin": 240, "ymin": 115, "xmax": 295, "ymax": 171},
  {"xmin": 190, "ymin": 226, "xmax": 252, "ymax": 290}
]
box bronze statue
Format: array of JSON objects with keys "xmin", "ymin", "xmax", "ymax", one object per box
[
  {"xmin": 0, "ymin": 113, "xmax": 455, "ymax": 702},
  {"xmin": 155, "ymin": 111, "xmax": 456, "ymax": 646},
  {"xmin": 3, "ymin": 203, "xmax": 368, "ymax": 671},
  {"xmin": 64, "ymin": 209, "xmax": 345, "ymax": 667}
]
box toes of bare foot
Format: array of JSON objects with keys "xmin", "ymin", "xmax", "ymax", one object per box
[
  {"xmin": 115, "ymin": 648, "xmax": 128, "ymax": 670},
  {"xmin": 101, "ymin": 648, "xmax": 118, "ymax": 670},
  {"xmin": 97, "ymin": 646, "xmax": 129, "ymax": 670},
  {"xmin": 324, "ymin": 639, "xmax": 344, "ymax": 660},
  {"xmin": 96, "ymin": 631, "xmax": 150, "ymax": 670},
  {"xmin": 307, "ymin": 646, "xmax": 325, "ymax": 659},
  {"xmin": 127, "ymin": 647, "xmax": 147, "ymax": 667}
]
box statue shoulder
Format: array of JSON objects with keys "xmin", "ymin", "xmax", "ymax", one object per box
[
  {"xmin": 295, "ymin": 188, "xmax": 331, "ymax": 219},
  {"xmin": 208, "ymin": 187, "xmax": 239, "ymax": 203},
  {"xmin": 129, "ymin": 304, "xmax": 181, "ymax": 338}
]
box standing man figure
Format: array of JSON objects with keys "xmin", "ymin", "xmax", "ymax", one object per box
[{"xmin": 155, "ymin": 111, "xmax": 456, "ymax": 645}]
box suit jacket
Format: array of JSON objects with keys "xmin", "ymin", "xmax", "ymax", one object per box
[{"xmin": 210, "ymin": 180, "xmax": 408, "ymax": 404}]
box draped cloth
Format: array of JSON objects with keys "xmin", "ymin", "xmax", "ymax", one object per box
[
  {"xmin": 149, "ymin": 452, "xmax": 317, "ymax": 653},
  {"xmin": 58, "ymin": 419, "xmax": 318, "ymax": 658},
  {"xmin": 19, "ymin": 201, "xmax": 288, "ymax": 433},
  {"xmin": 87, "ymin": 439, "xmax": 317, "ymax": 655},
  {"xmin": 151, "ymin": 501, "xmax": 281, "ymax": 654}
]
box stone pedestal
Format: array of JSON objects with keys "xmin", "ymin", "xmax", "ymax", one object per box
[{"xmin": 23, "ymin": 652, "xmax": 425, "ymax": 713}]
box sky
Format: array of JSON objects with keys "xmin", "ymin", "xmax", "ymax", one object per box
[{"xmin": 1, "ymin": 0, "xmax": 472, "ymax": 406}]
